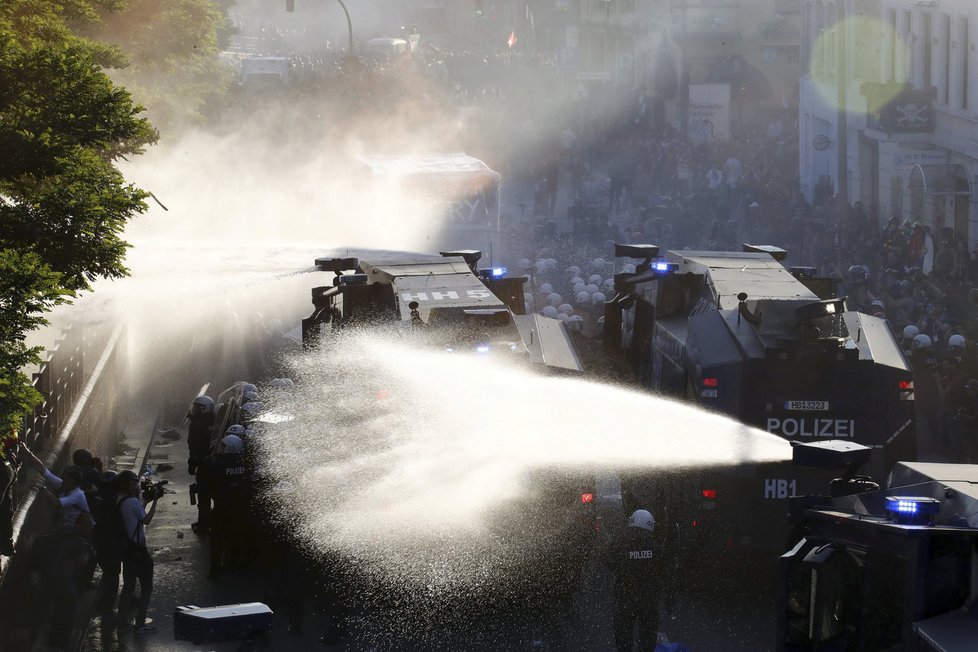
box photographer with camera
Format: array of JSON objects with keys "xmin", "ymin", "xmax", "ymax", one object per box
[{"xmin": 115, "ymin": 470, "xmax": 160, "ymax": 635}]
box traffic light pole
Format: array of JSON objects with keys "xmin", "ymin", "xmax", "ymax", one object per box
[{"xmin": 286, "ymin": 0, "xmax": 353, "ymax": 55}]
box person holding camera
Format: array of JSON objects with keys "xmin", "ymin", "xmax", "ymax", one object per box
[{"xmin": 115, "ymin": 470, "xmax": 160, "ymax": 635}]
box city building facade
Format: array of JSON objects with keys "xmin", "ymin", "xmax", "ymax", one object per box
[{"xmin": 799, "ymin": 0, "xmax": 978, "ymax": 248}]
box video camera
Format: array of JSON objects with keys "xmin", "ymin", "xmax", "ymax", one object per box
[{"xmin": 140, "ymin": 477, "xmax": 169, "ymax": 501}]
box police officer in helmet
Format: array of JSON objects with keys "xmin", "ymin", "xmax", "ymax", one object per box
[
  {"xmin": 604, "ymin": 508, "xmax": 663, "ymax": 651},
  {"xmin": 187, "ymin": 394, "xmax": 215, "ymax": 534},
  {"xmin": 201, "ymin": 432, "xmax": 249, "ymax": 580}
]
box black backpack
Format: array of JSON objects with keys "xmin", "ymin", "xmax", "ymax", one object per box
[{"xmin": 90, "ymin": 491, "xmax": 129, "ymax": 560}]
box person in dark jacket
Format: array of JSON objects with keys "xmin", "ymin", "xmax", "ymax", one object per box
[
  {"xmin": 604, "ymin": 508, "xmax": 663, "ymax": 652},
  {"xmin": 201, "ymin": 433, "xmax": 249, "ymax": 579},
  {"xmin": 47, "ymin": 512, "xmax": 97, "ymax": 651},
  {"xmin": 187, "ymin": 395, "xmax": 215, "ymax": 533}
]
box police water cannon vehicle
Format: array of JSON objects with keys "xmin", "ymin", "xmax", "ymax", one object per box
[
  {"xmin": 777, "ymin": 440, "xmax": 978, "ymax": 652},
  {"xmin": 301, "ymin": 249, "xmax": 583, "ymax": 372},
  {"xmin": 606, "ymin": 244, "xmax": 916, "ymax": 554}
]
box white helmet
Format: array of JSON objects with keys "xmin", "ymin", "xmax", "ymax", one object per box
[
  {"xmin": 566, "ymin": 315, "xmax": 584, "ymax": 331},
  {"xmin": 241, "ymin": 383, "xmax": 257, "ymax": 394},
  {"xmin": 558, "ymin": 303, "xmax": 574, "ymax": 315},
  {"xmin": 241, "ymin": 390, "xmax": 260, "ymax": 403},
  {"xmin": 542, "ymin": 306, "xmax": 559, "ymax": 318},
  {"xmin": 572, "ymin": 283, "xmax": 587, "ymax": 294},
  {"xmin": 628, "ymin": 509, "xmax": 655, "ymax": 532},
  {"xmin": 191, "ymin": 395, "xmax": 215, "ymax": 414},
  {"xmin": 270, "ymin": 378, "xmax": 294, "ymax": 389},
  {"xmin": 218, "ymin": 434, "xmax": 244, "ymax": 454},
  {"xmin": 902, "ymin": 325, "xmax": 920, "ymax": 340},
  {"xmin": 545, "ymin": 258, "xmax": 558, "ymax": 270},
  {"xmin": 592, "ymin": 257, "xmax": 606, "ymax": 268},
  {"xmin": 547, "ymin": 292, "xmax": 562, "ymax": 306},
  {"xmin": 241, "ymin": 401, "xmax": 263, "ymax": 414},
  {"xmin": 585, "ymin": 283, "xmax": 600, "ymax": 294},
  {"xmin": 565, "ymin": 265, "xmax": 581, "ymax": 277},
  {"xmin": 534, "ymin": 260, "xmax": 547, "ymax": 274},
  {"xmin": 225, "ymin": 424, "xmax": 246, "ymax": 437},
  {"xmin": 575, "ymin": 291, "xmax": 592, "ymax": 305},
  {"xmin": 518, "ymin": 258, "xmax": 531, "ymax": 271},
  {"xmin": 523, "ymin": 292, "xmax": 535, "ymax": 309},
  {"xmin": 591, "ymin": 292, "xmax": 606, "ymax": 305},
  {"xmin": 539, "ymin": 282, "xmax": 554, "ymax": 295},
  {"xmin": 602, "ymin": 278, "xmax": 615, "ymax": 291},
  {"xmin": 913, "ymin": 334, "xmax": 933, "ymax": 350},
  {"xmin": 949, "ymin": 334, "xmax": 966, "ymax": 350},
  {"xmin": 570, "ymin": 276, "xmax": 585, "ymax": 286},
  {"xmin": 557, "ymin": 313, "xmax": 570, "ymax": 322},
  {"xmin": 588, "ymin": 274, "xmax": 603, "ymax": 285}
]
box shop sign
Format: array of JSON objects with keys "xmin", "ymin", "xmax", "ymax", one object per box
[{"xmin": 894, "ymin": 149, "xmax": 948, "ymax": 169}]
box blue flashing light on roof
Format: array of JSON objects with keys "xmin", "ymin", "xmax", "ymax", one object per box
[
  {"xmin": 475, "ymin": 344, "xmax": 491, "ymax": 354},
  {"xmin": 654, "ymin": 261, "xmax": 670, "ymax": 272},
  {"xmin": 884, "ymin": 496, "xmax": 940, "ymax": 525},
  {"xmin": 477, "ymin": 267, "xmax": 508, "ymax": 280}
]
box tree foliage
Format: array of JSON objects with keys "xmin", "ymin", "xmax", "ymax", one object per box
[
  {"xmin": 0, "ymin": 0, "xmax": 157, "ymax": 429},
  {"xmin": 85, "ymin": 0, "xmax": 234, "ymax": 130}
]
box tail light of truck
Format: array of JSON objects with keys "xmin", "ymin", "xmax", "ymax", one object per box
[
  {"xmin": 899, "ymin": 380, "xmax": 914, "ymax": 401},
  {"xmin": 701, "ymin": 377, "xmax": 719, "ymax": 398}
]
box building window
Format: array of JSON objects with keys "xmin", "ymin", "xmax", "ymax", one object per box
[
  {"xmin": 922, "ymin": 12, "xmax": 932, "ymax": 90},
  {"xmin": 963, "ymin": 17, "xmax": 970, "ymax": 110},
  {"xmin": 942, "ymin": 14, "xmax": 950, "ymax": 104},
  {"xmin": 888, "ymin": 9, "xmax": 897, "ymax": 81},
  {"xmin": 903, "ymin": 10, "xmax": 912, "ymax": 82}
]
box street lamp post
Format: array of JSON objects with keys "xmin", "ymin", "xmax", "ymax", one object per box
[{"xmin": 335, "ymin": 0, "xmax": 354, "ymax": 55}]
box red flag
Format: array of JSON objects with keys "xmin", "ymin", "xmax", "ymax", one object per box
[{"xmin": 507, "ymin": 31, "xmax": 517, "ymax": 48}]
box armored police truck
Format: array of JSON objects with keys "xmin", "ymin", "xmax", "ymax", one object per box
[
  {"xmin": 302, "ymin": 249, "xmax": 584, "ymax": 373},
  {"xmin": 606, "ymin": 244, "xmax": 916, "ymax": 557},
  {"xmin": 777, "ymin": 440, "xmax": 978, "ymax": 651}
]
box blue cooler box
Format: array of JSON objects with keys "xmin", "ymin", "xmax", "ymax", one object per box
[{"xmin": 174, "ymin": 602, "xmax": 273, "ymax": 644}]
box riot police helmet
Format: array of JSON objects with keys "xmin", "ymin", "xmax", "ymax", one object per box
[
  {"xmin": 913, "ymin": 334, "xmax": 933, "ymax": 350},
  {"xmin": 627, "ymin": 509, "xmax": 655, "ymax": 532},
  {"xmin": 225, "ymin": 424, "xmax": 246, "ymax": 437},
  {"xmin": 218, "ymin": 435, "xmax": 244, "ymax": 455},
  {"xmin": 192, "ymin": 395, "xmax": 215, "ymax": 414},
  {"xmin": 539, "ymin": 282, "xmax": 554, "ymax": 295},
  {"xmin": 949, "ymin": 334, "xmax": 966, "ymax": 351},
  {"xmin": 241, "ymin": 390, "xmax": 260, "ymax": 403},
  {"xmin": 542, "ymin": 306, "xmax": 559, "ymax": 318},
  {"xmin": 902, "ymin": 325, "xmax": 920, "ymax": 340},
  {"xmin": 847, "ymin": 265, "xmax": 866, "ymax": 282}
]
